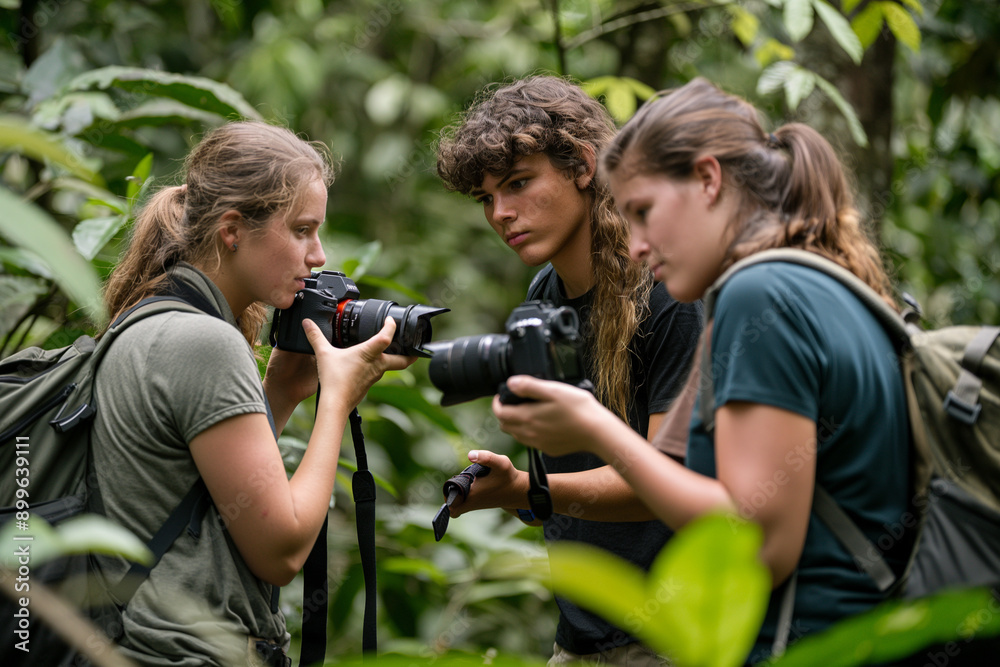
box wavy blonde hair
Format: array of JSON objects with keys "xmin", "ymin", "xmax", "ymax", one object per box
[
  {"xmin": 104, "ymin": 121, "xmax": 335, "ymax": 346},
  {"xmin": 436, "ymin": 75, "xmax": 651, "ymax": 420},
  {"xmin": 602, "ymin": 77, "xmax": 896, "ymax": 310}
]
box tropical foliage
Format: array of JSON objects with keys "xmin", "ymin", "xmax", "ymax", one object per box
[{"xmin": 1, "ymin": 0, "xmax": 999, "ymax": 665}]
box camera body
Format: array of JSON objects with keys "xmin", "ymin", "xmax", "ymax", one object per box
[
  {"xmin": 427, "ymin": 300, "xmax": 592, "ymax": 406},
  {"xmin": 269, "ymin": 270, "xmax": 448, "ymax": 357}
]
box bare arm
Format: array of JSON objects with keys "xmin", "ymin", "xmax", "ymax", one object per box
[
  {"xmin": 451, "ymin": 411, "xmax": 669, "ymax": 522},
  {"xmin": 495, "ymin": 376, "xmax": 815, "ymax": 586},
  {"xmin": 190, "ymin": 318, "xmax": 414, "ymax": 586}
]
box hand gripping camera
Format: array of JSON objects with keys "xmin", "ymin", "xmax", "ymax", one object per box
[
  {"xmin": 269, "ymin": 270, "xmax": 448, "ymax": 356},
  {"xmin": 425, "ymin": 300, "xmax": 593, "ymax": 405},
  {"xmin": 425, "ymin": 301, "xmax": 594, "ymax": 521}
]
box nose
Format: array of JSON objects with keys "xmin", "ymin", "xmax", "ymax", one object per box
[
  {"xmin": 628, "ymin": 228, "xmax": 649, "ymax": 265},
  {"xmin": 307, "ymin": 234, "xmax": 326, "ymax": 269},
  {"xmin": 489, "ymin": 194, "xmax": 516, "ymax": 226}
]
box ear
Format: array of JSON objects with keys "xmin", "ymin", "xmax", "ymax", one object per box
[
  {"xmin": 217, "ymin": 210, "xmax": 243, "ymax": 251},
  {"xmin": 692, "ymin": 155, "xmax": 723, "ymax": 208},
  {"xmin": 575, "ymin": 145, "xmax": 598, "ymax": 191}
]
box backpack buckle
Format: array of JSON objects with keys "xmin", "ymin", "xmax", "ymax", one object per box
[{"xmin": 942, "ymin": 390, "xmax": 981, "ymax": 425}]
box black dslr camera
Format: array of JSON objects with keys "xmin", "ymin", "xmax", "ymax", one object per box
[
  {"xmin": 425, "ymin": 300, "xmax": 593, "ymax": 404},
  {"xmin": 426, "ymin": 301, "xmax": 593, "ymax": 521},
  {"xmin": 269, "ymin": 270, "xmax": 448, "ymax": 356}
]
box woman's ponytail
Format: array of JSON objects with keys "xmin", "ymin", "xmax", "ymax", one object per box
[{"xmin": 103, "ymin": 185, "xmax": 188, "ymax": 327}]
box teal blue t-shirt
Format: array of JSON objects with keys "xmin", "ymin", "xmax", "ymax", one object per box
[{"xmin": 685, "ymin": 262, "xmax": 913, "ymax": 664}]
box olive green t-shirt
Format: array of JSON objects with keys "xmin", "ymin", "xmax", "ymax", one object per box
[{"xmin": 91, "ymin": 264, "xmax": 285, "ymax": 667}]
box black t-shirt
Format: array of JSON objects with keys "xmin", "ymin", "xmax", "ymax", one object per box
[{"xmin": 527, "ymin": 264, "xmax": 704, "ymax": 654}]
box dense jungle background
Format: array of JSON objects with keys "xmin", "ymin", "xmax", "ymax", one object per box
[{"xmin": 1, "ymin": 0, "xmax": 999, "ymax": 665}]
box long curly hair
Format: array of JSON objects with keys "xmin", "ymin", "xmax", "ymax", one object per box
[
  {"xmin": 602, "ymin": 77, "xmax": 896, "ymax": 310},
  {"xmin": 104, "ymin": 121, "xmax": 335, "ymax": 346},
  {"xmin": 436, "ymin": 75, "xmax": 652, "ymax": 420}
]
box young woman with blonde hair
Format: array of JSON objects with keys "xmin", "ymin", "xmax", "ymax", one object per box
[{"xmin": 93, "ymin": 121, "xmax": 413, "ymax": 666}]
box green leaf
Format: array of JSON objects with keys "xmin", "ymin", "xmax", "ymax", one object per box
[
  {"xmin": 365, "ymin": 74, "xmax": 412, "ymax": 126},
  {"xmin": 624, "ymin": 77, "xmax": 657, "ymax": 102},
  {"xmin": 785, "ymin": 67, "xmax": 817, "ymax": 110},
  {"xmin": 784, "ymin": 0, "xmax": 815, "ymax": 42},
  {"xmin": 0, "ymin": 275, "xmax": 48, "ymax": 339},
  {"xmin": 549, "ymin": 514, "xmax": 769, "ymax": 665},
  {"xmin": 0, "ymin": 247, "xmax": 53, "ymax": 279},
  {"xmin": 755, "ymin": 38, "xmax": 797, "ymax": 67},
  {"xmin": 72, "ymin": 215, "xmax": 128, "ymax": 261},
  {"xmin": 381, "ymin": 556, "xmax": 448, "ymax": 584},
  {"xmin": 775, "ymin": 587, "xmax": 1000, "ymax": 666},
  {"xmin": 880, "ymin": 1, "xmax": 921, "ymax": 52},
  {"xmin": 730, "ymin": 5, "xmax": 761, "ymax": 46},
  {"xmin": 0, "ymin": 115, "xmax": 103, "ymax": 185},
  {"xmin": 813, "ymin": 0, "xmax": 863, "ymax": 64},
  {"xmin": 66, "ymin": 66, "xmax": 261, "ymax": 120},
  {"xmin": 0, "ymin": 514, "xmax": 151, "ymax": 569},
  {"xmin": 581, "ymin": 76, "xmax": 614, "ymax": 99},
  {"xmin": 841, "ymin": 0, "xmax": 864, "ymax": 12},
  {"xmin": 649, "ymin": 514, "xmax": 769, "ymax": 667},
  {"xmin": 583, "ymin": 76, "xmax": 649, "ymax": 123},
  {"xmin": 896, "ymin": 0, "xmax": 924, "ymax": 16},
  {"xmin": 814, "ymin": 75, "xmax": 869, "ymax": 147},
  {"xmin": 604, "ymin": 79, "xmax": 638, "ymax": 123},
  {"xmin": 851, "ymin": 2, "xmax": 885, "ymax": 50},
  {"xmin": 116, "ymin": 98, "xmax": 225, "ymax": 128},
  {"xmin": 365, "ymin": 384, "xmax": 460, "ymax": 434},
  {"xmin": 547, "ymin": 543, "xmax": 656, "ymax": 647},
  {"xmin": 758, "ymin": 60, "xmax": 798, "ymax": 96},
  {"xmin": 0, "ymin": 188, "xmax": 106, "ymax": 325},
  {"xmin": 341, "ymin": 240, "xmax": 382, "ymax": 280},
  {"xmin": 126, "ymin": 153, "xmax": 154, "ymax": 203}
]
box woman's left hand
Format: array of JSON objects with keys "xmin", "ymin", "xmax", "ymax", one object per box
[{"xmin": 491, "ymin": 375, "xmax": 606, "ymax": 457}]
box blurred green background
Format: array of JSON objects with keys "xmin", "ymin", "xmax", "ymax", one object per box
[{"xmin": 1, "ymin": 0, "xmax": 998, "ymax": 663}]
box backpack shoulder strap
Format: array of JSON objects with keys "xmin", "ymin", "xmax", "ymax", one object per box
[
  {"xmin": 698, "ymin": 249, "xmax": 913, "ymax": 432},
  {"xmin": 703, "ymin": 248, "xmax": 912, "ymax": 348},
  {"xmin": 95, "ymin": 295, "xmax": 221, "ymax": 606}
]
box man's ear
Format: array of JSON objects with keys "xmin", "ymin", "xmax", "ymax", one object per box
[
  {"xmin": 692, "ymin": 155, "xmax": 723, "ymax": 208},
  {"xmin": 217, "ymin": 210, "xmax": 243, "ymax": 251},
  {"xmin": 575, "ymin": 145, "xmax": 598, "ymax": 190}
]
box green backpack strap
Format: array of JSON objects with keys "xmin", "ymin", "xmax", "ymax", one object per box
[
  {"xmin": 93, "ymin": 296, "xmax": 217, "ymax": 605},
  {"xmin": 942, "ymin": 326, "xmax": 1000, "ymax": 425},
  {"xmin": 697, "ymin": 248, "xmax": 912, "ymax": 432}
]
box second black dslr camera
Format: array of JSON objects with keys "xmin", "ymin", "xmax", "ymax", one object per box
[
  {"xmin": 425, "ymin": 300, "xmax": 593, "ymax": 405},
  {"xmin": 427, "ymin": 301, "xmax": 592, "ymax": 522},
  {"xmin": 269, "ymin": 270, "xmax": 448, "ymax": 356}
]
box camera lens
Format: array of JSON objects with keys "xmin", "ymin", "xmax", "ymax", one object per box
[
  {"xmin": 425, "ymin": 334, "xmax": 510, "ymax": 406},
  {"xmin": 337, "ymin": 298, "xmax": 392, "ymax": 348},
  {"xmin": 338, "ymin": 299, "xmax": 449, "ymax": 356}
]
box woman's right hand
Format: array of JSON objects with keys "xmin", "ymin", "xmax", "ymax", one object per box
[{"xmin": 302, "ymin": 317, "xmax": 415, "ymax": 412}]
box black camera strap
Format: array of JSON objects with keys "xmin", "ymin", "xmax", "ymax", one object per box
[
  {"xmin": 527, "ymin": 448, "xmax": 554, "ymax": 520},
  {"xmin": 350, "ymin": 408, "xmax": 379, "ymax": 656},
  {"xmin": 300, "ymin": 396, "xmax": 377, "ymax": 666}
]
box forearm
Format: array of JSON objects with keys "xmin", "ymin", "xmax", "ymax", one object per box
[
  {"xmin": 545, "ymin": 466, "xmax": 658, "ymax": 521},
  {"xmin": 459, "ymin": 459, "xmax": 656, "ymax": 521},
  {"xmin": 279, "ymin": 394, "xmax": 350, "ymax": 569},
  {"xmin": 590, "ymin": 417, "xmax": 736, "ymax": 531}
]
